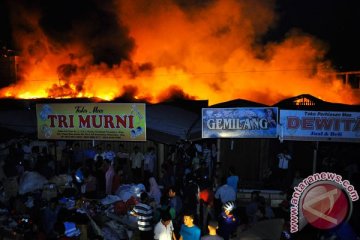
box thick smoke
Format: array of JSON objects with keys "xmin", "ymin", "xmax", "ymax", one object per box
[
  {"xmin": 33, "ymin": 0, "xmax": 134, "ymax": 66},
  {"xmin": 0, "ymin": 0, "xmax": 359, "ymax": 104}
]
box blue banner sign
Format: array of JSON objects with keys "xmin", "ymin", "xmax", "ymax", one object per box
[{"xmin": 202, "ymin": 107, "xmax": 278, "ymax": 138}]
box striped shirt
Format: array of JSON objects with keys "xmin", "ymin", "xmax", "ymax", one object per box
[{"xmin": 131, "ymin": 202, "xmax": 153, "ymax": 231}]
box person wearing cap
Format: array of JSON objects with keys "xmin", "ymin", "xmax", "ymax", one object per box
[
  {"xmin": 218, "ymin": 201, "xmax": 239, "ymax": 240},
  {"xmin": 201, "ymin": 220, "xmax": 223, "ymax": 240},
  {"xmin": 154, "ymin": 211, "xmax": 176, "ymax": 240}
]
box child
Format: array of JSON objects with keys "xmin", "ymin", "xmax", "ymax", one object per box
[
  {"xmin": 218, "ymin": 201, "xmax": 239, "ymax": 240},
  {"xmin": 201, "ymin": 220, "xmax": 223, "ymax": 240}
]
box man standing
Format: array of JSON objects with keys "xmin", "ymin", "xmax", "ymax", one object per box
[
  {"xmin": 130, "ymin": 146, "xmax": 144, "ymax": 183},
  {"xmin": 168, "ymin": 186, "xmax": 183, "ymax": 217},
  {"xmin": 154, "ymin": 211, "xmax": 176, "ymax": 240},
  {"xmin": 93, "ymin": 146, "xmax": 104, "ymax": 162},
  {"xmin": 84, "ymin": 143, "xmax": 96, "ymax": 161},
  {"xmin": 214, "ymin": 179, "xmax": 236, "ymax": 216},
  {"xmin": 179, "ymin": 212, "xmax": 201, "ymax": 240},
  {"xmin": 130, "ymin": 192, "xmax": 154, "ymax": 239},
  {"xmin": 117, "ymin": 144, "xmax": 130, "ymax": 182},
  {"xmin": 117, "ymin": 144, "xmax": 129, "ymax": 168},
  {"xmin": 199, "ymin": 183, "xmax": 215, "ymax": 232},
  {"xmin": 144, "ymin": 147, "xmax": 156, "ymax": 179},
  {"xmin": 72, "ymin": 143, "xmax": 84, "ymax": 170},
  {"xmin": 103, "ymin": 144, "xmax": 116, "ymax": 165},
  {"xmin": 276, "ymin": 146, "xmax": 292, "ymax": 189},
  {"xmin": 226, "ymin": 166, "xmax": 239, "ymax": 194},
  {"xmin": 104, "ymin": 159, "xmax": 115, "ymax": 195}
]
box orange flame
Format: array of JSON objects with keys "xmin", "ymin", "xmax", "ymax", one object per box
[{"xmin": 1, "ymin": 0, "xmax": 359, "ymax": 105}]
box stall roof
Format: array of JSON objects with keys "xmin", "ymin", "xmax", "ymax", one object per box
[
  {"xmin": 0, "ymin": 109, "xmax": 37, "ymax": 134},
  {"xmin": 0, "ymin": 98, "xmax": 207, "ymax": 144},
  {"xmin": 146, "ymin": 104, "xmax": 200, "ymax": 143},
  {"xmin": 273, "ymin": 94, "xmax": 360, "ymax": 111}
]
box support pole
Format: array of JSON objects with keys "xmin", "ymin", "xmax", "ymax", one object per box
[
  {"xmin": 216, "ymin": 139, "xmax": 221, "ymax": 163},
  {"xmin": 312, "ymin": 141, "xmax": 319, "ymax": 174},
  {"xmin": 158, "ymin": 143, "xmax": 164, "ymax": 179}
]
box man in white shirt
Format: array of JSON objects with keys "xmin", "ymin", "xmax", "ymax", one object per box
[
  {"xmin": 276, "ymin": 146, "xmax": 292, "ymax": 189},
  {"xmin": 130, "ymin": 145, "xmax": 144, "ymax": 183},
  {"xmin": 277, "ymin": 147, "xmax": 291, "ymax": 170},
  {"xmin": 144, "ymin": 147, "xmax": 156, "ymax": 179},
  {"xmin": 116, "ymin": 144, "xmax": 129, "ymax": 166},
  {"xmin": 154, "ymin": 211, "xmax": 176, "ymax": 240}
]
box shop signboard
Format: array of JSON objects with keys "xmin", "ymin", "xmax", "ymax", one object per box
[
  {"xmin": 202, "ymin": 107, "xmax": 278, "ymax": 138},
  {"xmin": 279, "ymin": 110, "xmax": 360, "ymax": 142},
  {"xmin": 36, "ymin": 103, "xmax": 146, "ymax": 141}
]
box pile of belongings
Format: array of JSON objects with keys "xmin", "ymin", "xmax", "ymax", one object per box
[
  {"xmin": 84, "ymin": 183, "xmax": 147, "ymax": 239},
  {"xmin": 99, "ymin": 183, "xmax": 145, "ymax": 215},
  {"xmin": 18, "ymin": 171, "xmax": 48, "ymax": 195}
]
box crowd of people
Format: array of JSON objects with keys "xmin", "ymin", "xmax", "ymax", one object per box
[
  {"xmin": 0, "ymin": 138, "xmax": 270, "ymax": 239},
  {"xmin": 0, "ymin": 137, "xmax": 359, "ymax": 239}
]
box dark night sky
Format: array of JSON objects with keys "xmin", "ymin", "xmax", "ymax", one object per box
[
  {"xmin": 0, "ymin": 0, "xmax": 11, "ymax": 46},
  {"xmin": 1, "ymin": 0, "xmax": 359, "ymax": 71},
  {"xmin": 270, "ymin": 0, "xmax": 360, "ymax": 71}
]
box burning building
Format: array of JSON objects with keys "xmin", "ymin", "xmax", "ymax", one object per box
[{"xmin": 0, "ymin": 48, "xmax": 19, "ymax": 88}]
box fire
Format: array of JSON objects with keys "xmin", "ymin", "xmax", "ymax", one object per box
[{"xmin": 1, "ymin": 0, "xmax": 359, "ymax": 105}]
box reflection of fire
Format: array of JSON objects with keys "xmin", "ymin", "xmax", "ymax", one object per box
[{"xmin": 1, "ymin": 0, "xmax": 359, "ymax": 105}]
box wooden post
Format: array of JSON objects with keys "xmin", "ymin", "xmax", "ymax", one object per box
[{"xmin": 313, "ymin": 141, "xmax": 319, "ymax": 174}]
